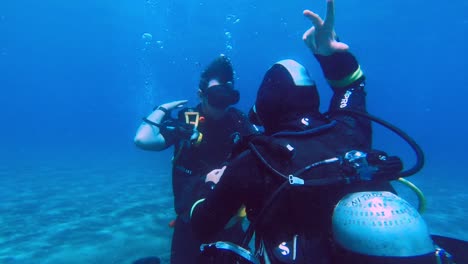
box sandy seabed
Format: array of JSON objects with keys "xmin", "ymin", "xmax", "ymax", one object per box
[
  {"xmin": 0, "ymin": 158, "xmax": 175, "ymax": 264},
  {"xmin": 0, "ymin": 156, "xmax": 466, "ymax": 264}
]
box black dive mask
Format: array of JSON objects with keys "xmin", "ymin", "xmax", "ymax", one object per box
[{"xmin": 205, "ymin": 83, "xmax": 240, "ymax": 109}]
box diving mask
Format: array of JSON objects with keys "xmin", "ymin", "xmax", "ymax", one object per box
[{"xmin": 205, "ymin": 83, "xmax": 240, "ymax": 109}]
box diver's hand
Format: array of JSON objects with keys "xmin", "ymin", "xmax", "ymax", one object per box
[
  {"xmin": 302, "ymin": 0, "xmax": 349, "ymax": 56},
  {"xmin": 205, "ymin": 166, "xmax": 227, "ymax": 184},
  {"xmin": 160, "ymin": 100, "xmax": 188, "ymax": 111}
]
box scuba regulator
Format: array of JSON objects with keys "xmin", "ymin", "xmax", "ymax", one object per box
[{"xmin": 342, "ymin": 149, "xmax": 403, "ymax": 183}]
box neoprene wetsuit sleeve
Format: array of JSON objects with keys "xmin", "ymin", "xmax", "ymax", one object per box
[
  {"xmin": 315, "ymin": 52, "xmax": 364, "ymax": 91},
  {"xmin": 313, "ymin": 51, "xmax": 367, "ymax": 113},
  {"xmin": 191, "ymin": 151, "xmax": 255, "ymax": 242},
  {"xmin": 317, "ymin": 51, "xmax": 372, "ymax": 148}
]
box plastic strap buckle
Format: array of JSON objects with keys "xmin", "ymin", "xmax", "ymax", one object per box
[{"xmin": 288, "ymin": 175, "xmax": 304, "ymax": 185}]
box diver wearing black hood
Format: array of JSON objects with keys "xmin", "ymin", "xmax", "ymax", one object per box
[
  {"xmin": 134, "ymin": 55, "xmax": 257, "ymax": 264},
  {"xmin": 190, "ymin": 1, "xmax": 445, "ymax": 263}
]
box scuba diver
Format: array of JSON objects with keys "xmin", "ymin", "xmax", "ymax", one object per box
[
  {"xmin": 134, "ymin": 55, "xmax": 257, "ymax": 263},
  {"xmin": 189, "ymin": 0, "xmax": 463, "ymax": 263}
]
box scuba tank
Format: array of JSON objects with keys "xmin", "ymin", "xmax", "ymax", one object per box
[{"xmin": 198, "ymin": 110, "xmax": 456, "ymax": 264}]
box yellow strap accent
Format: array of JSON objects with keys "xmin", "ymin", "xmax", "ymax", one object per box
[
  {"xmin": 237, "ymin": 205, "xmax": 247, "ymax": 218},
  {"xmin": 224, "ymin": 205, "xmax": 247, "ymax": 229},
  {"xmin": 327, "ymin": 65, "xmax": 363, "ymax": 88},
  {"xmin": 190, "ymin": 198, "xmax": 206, "ymax": 219},
  {"xmin": 193, "ymin": 132, "xmax": 203, "ymax": 146},
  {"xmin": 185, "ymin": 111, "xmax": 200, "ymax": 128}
]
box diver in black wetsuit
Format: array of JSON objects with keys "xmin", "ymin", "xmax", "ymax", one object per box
[
  {"xmin": 189, "ymin": 0, "xmax": 452, "ymax": 263},
  {"xmin": 134, "ymin": 55, "xmax": 257, "ymax": 263}
]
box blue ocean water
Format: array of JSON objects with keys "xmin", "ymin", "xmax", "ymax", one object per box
[{"xmin": 0, "ymin": 0, "xmax": 467, "ymax": 263}]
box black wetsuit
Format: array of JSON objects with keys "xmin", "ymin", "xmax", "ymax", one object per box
[
  {"xmin": 167, "ymin": 105, "xmax": 256, "ymax": 264},
  {"xmin": 191, "ymin": 80, "xmax": 395, "ymax": 264}
]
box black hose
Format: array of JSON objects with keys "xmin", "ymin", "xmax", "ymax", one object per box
[
  {"xmin": 241, "ymin": 110, "xmax": 425, "ymax": 247},
  {"xmin": 328, "ymin": 110, "xmax": 424, "ymax": 177}
]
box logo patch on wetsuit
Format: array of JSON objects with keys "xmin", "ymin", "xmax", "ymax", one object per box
[
  {"xmin": 272, "ymin": 240, "xmax": 295, "ymax": 263},
  {"xmin": 279, "ymin": 242, "xmax": 290, "ymax": 255},
  {"xmin": 340, "ymin": 90, "xmax": 352, "ymax": 108},
  {"xmin": 231, "ymin": 132, "xmax": 241, "ymax": 144}
]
